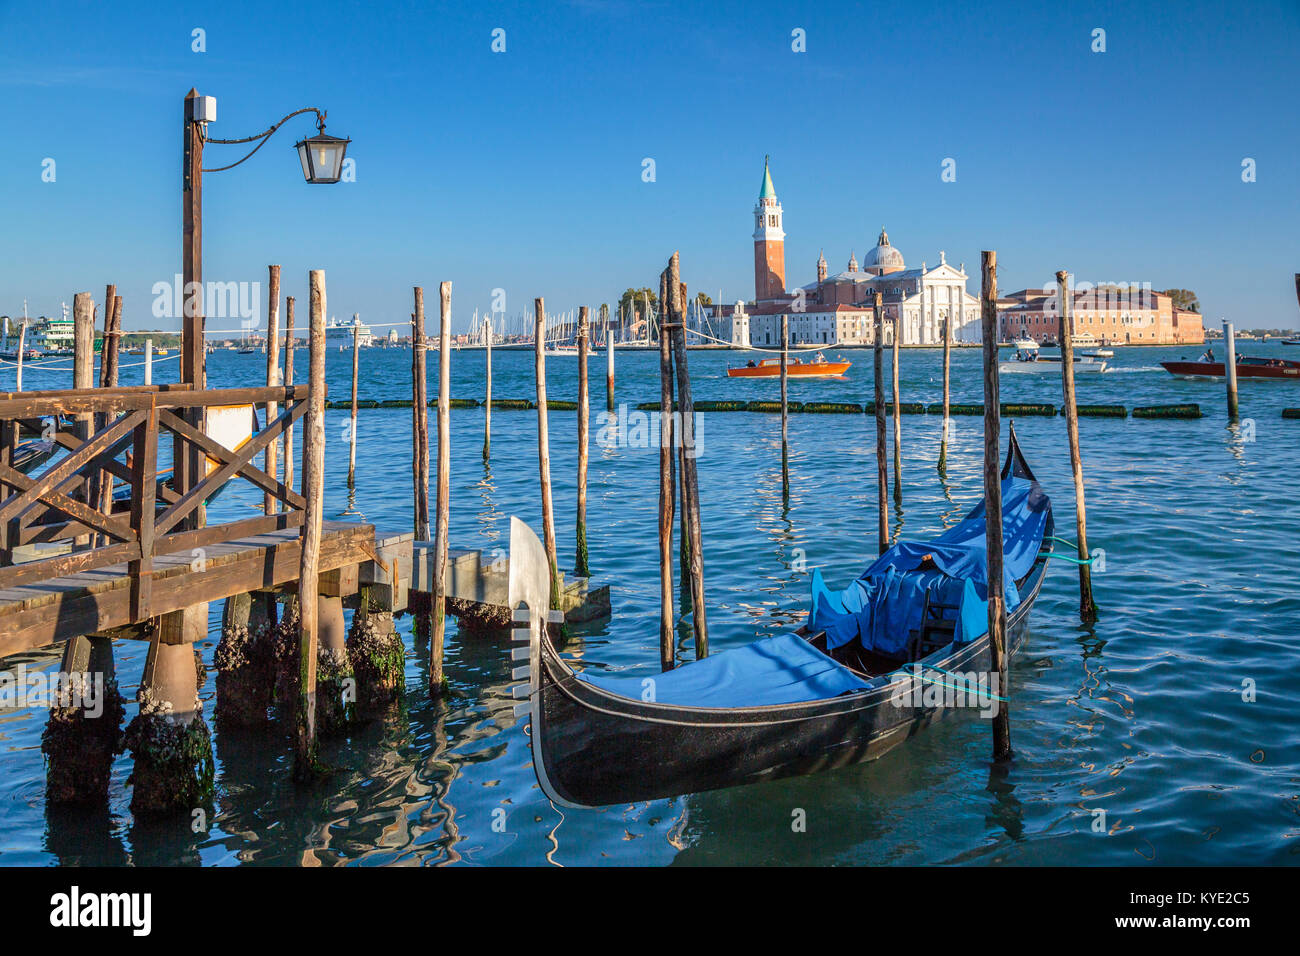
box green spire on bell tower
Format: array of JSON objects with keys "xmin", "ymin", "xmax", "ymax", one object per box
[{"xmin": 759, "ymin": 155, "xmax": 776, "ymax": 200}]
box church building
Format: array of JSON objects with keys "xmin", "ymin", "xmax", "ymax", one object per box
[{"xmin": 735, "ymin": 158, "xmax": 983, "ymax": 347}]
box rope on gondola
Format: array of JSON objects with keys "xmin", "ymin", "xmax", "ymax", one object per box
[
  {"xmin": 886, "ymin": 664, "xmax": 1009, "ymax": 703},
  {"xmin": 1045, "ymin": 536, "xmax": 1097, "ymax": 565}
]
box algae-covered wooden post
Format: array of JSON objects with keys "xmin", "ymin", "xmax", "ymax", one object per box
[
  {"xmin": 1057, "ymin": 270, "xmax": 1099, "ymax": 624},
  {"xmin": 873, "ymin": 292, "xmax": 889, "ymax": 554},
  {"xmin": 657, "ymin": 275, "xmax": 676, "ymax": 671},
  {"xmin": 891, "ymin": 302, "xmax": 903, "ymax": 502},
  {"xmin": 939, "ymin": 304, "xmax": 953, "ymax": 475},
  {"xmin": 575, "ymin": 305, "xmax": 591, "ymax": 578},
  {"xmin": 534, "ymin": 297, "xmax": 562, "ymax": 610},
  {"xmin": 483, "ymin": 314, "xmax": 492, "ymax": 459},
  {"xmin": 606, "ymin": 303, "xmax": 616, "ymax": 411},
  {"xmin": 412, "ymin": 287, "xmax": 430, "ymax": 541},
  {"xmin": 283, "ymin": 296, "xmax": 296, "ymax": 493},
  {"xmin": 1223, "ymin": 319, "xmax": 1239, "ymax": 422},
  {"xmin": 981, "ymin": 250, "xmax": 1012, "ymax": 762},
  {"xmin": 780, "ymin": 311, "xmax": 790, "ymax": 505},
  {"xmin": 264, "ymin": 265, "xmax": 281, "ymax": 514},
  {"xmin": 667, "ymin": 252, "xmax": 708, "ymax": 659},
  {"xmin": 348, "ymin": 318, "xmax": 360, "ymax": 490},
  {"xmin": 295, "ymin": 268, "xmax": 327, "ymax": 780},
  {"xmin": 430, "ymin": 281, "xmax": 452, "ymax": 695}
]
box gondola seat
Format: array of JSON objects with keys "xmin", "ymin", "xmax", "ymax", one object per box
[{"xmin": 573, "ymin": 632, "xmax": 872, "ymax": 708}]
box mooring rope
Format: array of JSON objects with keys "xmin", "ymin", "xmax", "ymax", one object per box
[
  {"xmin": 1045, "ymin": 535, "xmax": 1097, "ymax": 564},
  {"xmin": 885, "ymin": 662, "xmax": 1009, "ymax": 702}
]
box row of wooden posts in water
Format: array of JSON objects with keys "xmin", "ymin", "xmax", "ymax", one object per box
[{"xmin": 20, "ymin": 250, "xmax": 1102, "ymax": 811}]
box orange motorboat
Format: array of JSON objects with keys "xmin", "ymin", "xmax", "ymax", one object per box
[{"xmin": 726, "ymin": 352, "xmax": 851, "ymax": 379}]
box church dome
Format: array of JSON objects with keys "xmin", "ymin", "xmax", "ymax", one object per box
[{"xmin": 863, "ymin": 228, "xmax": 904, "ymax": 275}]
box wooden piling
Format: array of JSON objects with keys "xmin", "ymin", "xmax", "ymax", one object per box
[
  {"xmin": 1056, "ymin": 270, "xmax": 1099, "ymax": 624},
  {"xmin": 348, "ymin": 318, "xmax": 360, "ymax": 489},
  {"xmin": 428, "ymin": 283, "xmax": 452, "ymax": 694},
  {"xmin": 283, "ymin": 296, "xmax": 296, "ymax": 494},
  {"xmin": 667, "ymin": 253, "xmax": 708, "ymax": 659},
  {"xmin": 891, "ymin": 304, "xmax": 902, "ymax": 503},
  {"xmin": 483, "ymin": 314, "xmax": 492, "ymax": 459},
  {"xmin": 294, "ymin": 269, "xmax": 327, "ymax": 780},
  {"xmin": 658, "ymin": 276, "xmax": 676, "ymax": 671},
  {"xmin": 144, "ymin": 338, "xmax": 152, "ymax": 386},
  {"xmin": 1223, "ymin": 320, "xmax": 1239, "ymax": 422},
  {"xmin": 780, "ymin": 312, "xmax": 789, "ymax": 505},
  {"xmin": 872, "ymin": 292, "xmax": 889, "ymax": 554},
  {"xmin": 605, "ymin": 303, "xmax": 615, "ymax": 412},
  {"xmin": 14, "ymin": 319, "xmax": 26, "ymax": 391},
  {"xmin": 575, "ymin": 305, "xmax": 591, "ymax": 578},
  {"xmin": 534, "ymin": 297, "xmax": 562, "ymax": 610},
  {"xmin": 264, "ymin": 265, "xmax": 281, "ymax": 514},
  {"xmin": 95, "ymin": 292, "xmax": 123, "ymax": 535},
  {"xmin": 981, "ymin": 250, "xmax": 1012, "ymax": 762},
  {"xmin": 939, "ymin": 302, "xmax": 952, "ymax": 474},
  {"xmin": 412, "ymin": 288, "xmax": 430, "ymax": 541}
]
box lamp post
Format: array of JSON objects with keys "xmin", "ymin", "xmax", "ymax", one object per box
[
  {"xmin": 182, "ymin": 88, "xmax": 350, "ymax": 390},
  {"xmin": 179, "ymin": 88, "xmax": 349, "ymax": 521}
]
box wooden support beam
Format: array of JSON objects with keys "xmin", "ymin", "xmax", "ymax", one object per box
[
  {"xmin": 667, "ymin": 252, "xmax": 708, "ymax": 659},
  {"xmin": 430, "ymin": 281, "xmax": 452, "ymax": 695},
  {"xmin": 658, "ymin": 272, "xmax": 675, "ymax": 671},
  {"xmin": 1057, "ymin": 270, "xmax": 1098, "ymax": 624},
  {"xmin": 483, "ymin": 314, "xmax": 492, "ymax": 459},
  {"xmin": 981, "ymin": 250, "xmax": 1012, "ymax": 762},
  {"xmin": 891, "ymin": 303, "xmax": 902, "ymax": 503},
  {"xmin": 873, "ymin": 292, "xmax": 889, "ymax": 554},
  {"xmin": 295, "ymin": 269, "xmax": 327, "ymax": 780},
  {"xmin": 412, "ymin": 287, "xmax": 430, "ymax": 541},
  {"xmin": 575, "ymin": 305, "xmax": 590, "ymax": 578},
  {"xmin": 534, "ymin": 297, "xmax": 562, "ymax": 611},
  {"xmin": 264, "ymin": 265, "xmax": 281, "ymax": 515},
  {"xmin": 283, "ymin": 295, "xmax": 296, "ymax": 494}
]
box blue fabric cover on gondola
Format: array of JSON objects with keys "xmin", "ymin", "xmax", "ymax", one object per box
[
  {"xmin": 810, "ymin": 475, "xmax": 1048, "ymax": 654},
  {"xmin": 573, "ymin": 632, "xmax": 871, "ymax": 708}
]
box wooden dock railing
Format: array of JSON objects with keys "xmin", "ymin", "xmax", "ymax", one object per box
[{"xmin": 0, "ymin": 383, "xmax": 312, "ymax": 619}]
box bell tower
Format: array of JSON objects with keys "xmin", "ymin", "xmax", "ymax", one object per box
[{"xmin": 753, "ymin": 156, "xmax": 786, "ymax": 301}]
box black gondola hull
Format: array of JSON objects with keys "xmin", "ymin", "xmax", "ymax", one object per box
[{"xmin": 534, "ymin": 557, "xmax": 1047, "ymax": 808}]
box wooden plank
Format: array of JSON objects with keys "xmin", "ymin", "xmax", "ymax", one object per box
[{"xmin": 0, "ymin": 523, "xmax": 373, "ymax": 658}]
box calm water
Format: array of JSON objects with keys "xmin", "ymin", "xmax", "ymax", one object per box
[{"xmin": 2, "ymin": 339, "xmax": 1298, "ymax": 866}]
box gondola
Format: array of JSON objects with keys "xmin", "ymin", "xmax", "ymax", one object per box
[
  {"xmin": 14, "ymin": 439, "xmax": 56, "ymax": 474},
  {"xmin": 508, "ymin": 426, "xmax": 1054, "ymax": 808}
]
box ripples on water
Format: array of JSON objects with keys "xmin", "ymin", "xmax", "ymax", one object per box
[{"xmin": 1, "ymin": 342, "xmax": 1297, "ymax": 865}]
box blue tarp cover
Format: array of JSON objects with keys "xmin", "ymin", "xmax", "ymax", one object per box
[
  {"xmin": 810, "ymin": 475, "xmax": 1048, "ymax": 653},
  {"xmin": 573, "ymin": 632, "xmax": 871, "ymax": 708}
]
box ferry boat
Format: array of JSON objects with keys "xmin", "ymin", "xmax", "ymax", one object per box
[{"xmin": 726, "ymin": 352, "xmax": 851, "ymax": 379}]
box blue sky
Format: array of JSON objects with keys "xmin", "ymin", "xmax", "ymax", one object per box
[{"xmin": 1, "ymin": 0, "xmax": 1297, "ymax": 332}]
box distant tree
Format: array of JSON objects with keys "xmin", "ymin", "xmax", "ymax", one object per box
[
  {"xmin": 618, "ymin": 287, "xmax": 658, "ymax": 319},
  {"xmin": 695, "ymin": 292, "xmax": 713, "ymax": 307},
  {"xmin": 1161, "ymin": 288, "xmax": 1200, "ymax": 312}
]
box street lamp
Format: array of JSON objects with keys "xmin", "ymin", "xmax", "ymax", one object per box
[
  {"xmin": 182, "ymin": 89, "xmax": 350, "ymax": 389},
  {"xmin": 294, "ymin": 125, "xmax": 351, "ymax": 184},
  {"xmin": 179, "ymin": 88, "xmax": 349, "ymax": 528}
]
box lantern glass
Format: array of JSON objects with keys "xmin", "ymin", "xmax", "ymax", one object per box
[{"xmin": 294, "ymin": 133, "xmax": 350, "ymax": 184}]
